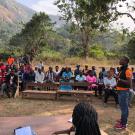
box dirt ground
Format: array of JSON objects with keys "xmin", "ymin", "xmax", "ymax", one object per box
[{"xmin": 0, "ymin": 97, "xmax": 135, "ymax": 135}]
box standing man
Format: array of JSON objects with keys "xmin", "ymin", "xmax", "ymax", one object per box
[
  {"xmin": 115, "ymin": 56, "xmax": 132, "ymax": 130},
  {"xmin": 7, "ymin": 55, "xmax": 15, "ymax": 66}
]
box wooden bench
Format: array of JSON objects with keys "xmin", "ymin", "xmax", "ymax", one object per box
[
  {"xmin": 60, "ymin": 82, "xmax": 89, "ymax": 88},
  {"xmin": 26, "ymin": 82, "xmax": 58, "ymax": 90},
  {"xmin": 22, "ymin": 90, "xmax": 57, "ymax": 100},
  {"xmin": 22, "ymin": 82, "xmax": 59, "ymax": 100},
  {"xmin": 57, "ymin": 90, "xmax": 94, "ymax": 102},
  {"xmin": 22, "ymin": 82, "xmax": 95, "ymax": 101}
]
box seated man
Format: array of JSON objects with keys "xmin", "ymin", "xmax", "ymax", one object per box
[
  {"xmin": 103, "ymin": 70, "xmax": 118, "ymax": 107},
  {"xmin": 92, "ymin": 66, "xmax": 97, "ymax": 77},
  {"xmin": 1, "ymin": 70, "xmax": 18, "ymax": 98},
  {"xmin": 35, "ymin": 68, "xmax": 45, "ymax": 83},
  {"xmin": 75, "ymin": 71, "xmax": 86, "ymax": 90},
  {"xmin": 54, "ymin": 66, "xmax": 60, "ymax": 82},
  {"xmin": 74, "ymin": 65, "xmax": 81, "ymax": 77},
  {"xmin": 97, "ymin": 74, "xmax": 104, "ymax": 98},
  {"xmin": 45, "ymin": 67, "xmax": 56, "ymax": 83}
]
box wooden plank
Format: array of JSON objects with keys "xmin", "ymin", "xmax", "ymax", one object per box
[
  {"xmin": 26, "ymin": 82, "xmax": 58, "ymax": 90},
  {"xmin": 60, "ymin": 82, "xmax": 89, "ymax": 87},
  {"xmin": 22, "ymin": 90, "xmax": 57, "ymax": 100},
  {"xmin": 57, "ymin": 90, "xmax": 94, "ymax": 102},
  {"xmin": 57, "ymin": 90, "xmax": 94, "ymax": 95}
]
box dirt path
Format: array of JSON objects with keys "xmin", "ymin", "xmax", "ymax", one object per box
[
  {"xmin": 0, "ymin": 115, "xmax": 71, "ymax": 135},
  {"xmin": 0, "ymin": 98, "xmax": 135, "ymax": 135}
]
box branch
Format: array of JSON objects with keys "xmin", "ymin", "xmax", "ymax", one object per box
[{"xmin": 116, "ymin": 10, "xmax": 135, "ymax": 23}]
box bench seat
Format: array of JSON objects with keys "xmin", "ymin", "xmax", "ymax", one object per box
[
  {"xmin": 22, "ymin": 90, "xmax": 57, "ymax": 100},
  {"xmin": 57, "ymin": 90, "xmax": 94, "ymax": 102}
]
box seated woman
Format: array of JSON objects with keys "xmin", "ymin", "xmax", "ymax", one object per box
[
  {"xmin": 82, "ymin": 65, "xmax": 89, "ymax": 76},
  {"xmin": 103, "ymin": 70, "xmax": 118, "ymax": 107},
  {"xmin": 59, "ymin": 67, "xmax": 73, "ymax": 91},
  {"xmin": 52, "ymin": 102, "xmax": 107, "ymax": 135},
  {"xmin": 86, "ymin": 70, "xmax": 98, "ymax": 96}
]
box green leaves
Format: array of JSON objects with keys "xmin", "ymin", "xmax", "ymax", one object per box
[{"xmin": 9, "ymin": 12, "xmax": 54, "ymax": 57}]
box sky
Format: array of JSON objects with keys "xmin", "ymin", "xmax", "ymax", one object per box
[
  {"xmin": 17, "ymin": 0, "xmax": 59, "ymax": 15},
  {"xmin": 16, "ymin": 0, "xmax": 135, "ymax": 31}
]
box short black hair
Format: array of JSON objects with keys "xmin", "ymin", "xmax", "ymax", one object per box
[{"xmin": 123, "ymin": 56, "xmax": 129, "ymax": 63}]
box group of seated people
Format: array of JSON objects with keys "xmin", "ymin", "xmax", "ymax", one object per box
[{"xmin": 0, "ymin": 58, "xmax": 135, "ymax": 107}]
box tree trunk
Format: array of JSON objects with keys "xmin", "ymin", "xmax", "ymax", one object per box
[{"xmin": 81, "ymin": 29, "xmax": 89, "ymax": 60}]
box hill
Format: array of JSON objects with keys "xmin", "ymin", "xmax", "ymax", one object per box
[
  {"xmin": 0, "ymin": 0, "xmax": 35, "ymax": 47},
  {"xmin": 0, "ymin": 0, "xmax": 65, "ymax": 48}
]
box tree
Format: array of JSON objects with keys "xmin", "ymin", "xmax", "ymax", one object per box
[
  {"xmin": 125, "ymin": 32, "xmax": 135, "ymax": 59},
  {"xmin": 10, "ymin": 12, "xmax": 54, "ymax": 58},
  {"xmin": 55, "ymin": 0, "xmax": 115, "ymax": 59}
]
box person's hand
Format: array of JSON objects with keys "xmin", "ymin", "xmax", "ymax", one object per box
[{"xmin": 106, "ymin": 84, "xmax": 110, "ymax": 87}]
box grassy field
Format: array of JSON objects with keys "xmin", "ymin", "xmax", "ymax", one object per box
[{"xmin": 0, "ymin": 97, "xmax": 135, "ymax": 135}]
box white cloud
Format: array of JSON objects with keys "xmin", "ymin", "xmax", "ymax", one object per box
[{"xmin": 31, "ymin": 0, "xmax": 59, "ymax": 15}]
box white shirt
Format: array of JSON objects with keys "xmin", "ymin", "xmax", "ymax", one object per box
[
  {"xmin": 103, "ymin": 77, "xmax": 116, "ymax": 88},
  {"xmin": 35, "ymin": 71, "xmax": 45, "ymax": 83},
  {"xmin": 76, "ymin": 75, "xmax": 86, "ymax": 82},
  {"xmin": 54, "ymin": 70, "xmax": 60, "ymax": 76}
]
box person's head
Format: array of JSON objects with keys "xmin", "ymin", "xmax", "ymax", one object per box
[
  {"xmin": 35, "ymin": 67, "xmax": 38, "ymax": 71},
  {"xmin": 102, "ymin": 67, "xmax": 105, "ymax": 72},
  {"xmin": 107, "ymin": 71, "xmax": 113, "ymax": 78},
  {"xmin": 41, "ymin": 66, "xmax": 44, "ymax": 72},
  {"xmin": 76, "ymin": 65, "xmax": 80, "ymax": 69},
  {"xmin": 65, "ymin": 66, "xmax": 69, "ymax": 72},
  {"xmin": 131, "ymin": 67, "xmax": 134, "ymax": 72},
  {"xmin": 110, "ymin": 67, "xmax": 115, "ymax": 75},
  {"xmin": 119, "ymin": 56, "xmax": 129, "ymax": 66},
  {"xmin": 72, "ymin": 102, "xmax": 101, "ymax": 135},
  {"xmin": 88, "ymin": 70, "xmax": 93, "ymax": 77},
  {"xmin": 85, "ymin": 65, "xmax": 88, "ymax": 70},
  {"xmin": 49, "ymin": 67, "xmax": 53, "ymax": 72},
  {"xmin": 38, "ymin": 68, "xmax": 41, "ymax": 74},
  {"xmin": 92, "ymin": 66, "xmax": 96, "ymax": 71},
  {"xmin": 9, "ymin": 55, "xmax": 11, "ymax": 58},
  {"xmin": 55, "ymin": 66, "xmax": 59, "ymax": 71}
]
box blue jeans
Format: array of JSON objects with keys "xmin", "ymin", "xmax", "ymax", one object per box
[{"xmin": 118, "ymin": 90, "xmax": 129, "ymax": 125}]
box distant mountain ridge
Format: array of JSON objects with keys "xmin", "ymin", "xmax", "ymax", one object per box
[
  {"xmin": 0, "ymin": 0, "xmax": 34, "ymax": 23},
  {"xmin": 0, "ymin": 0, "xmax": 65, "ymax": 47}
]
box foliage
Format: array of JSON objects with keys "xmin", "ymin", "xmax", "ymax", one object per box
[
  {"xmin": 54, "ymin": 0, "xmax": 113, "ymax": 58},
  {"xmin": 37, "ymin": 47, "xmax": 62, "ymax": 62},
  {"xmin": 89, "ymin": 44, "xmax": 105, "ymax": 59},
  {"xmin": 10, "ymin": 12, "xmax": 54, "ymax": 58},
  {"xmin": 125, "ymin": 33, "xmax": 135, "ymax": 59}
]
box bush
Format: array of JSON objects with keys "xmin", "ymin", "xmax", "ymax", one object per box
[
  {"xmin": 37, "ymin": 48, "xmax": 62, "ymax": 62},
  {"xmin": 89, "ymin": 44, "xmax": 105, "ymax": 59}
]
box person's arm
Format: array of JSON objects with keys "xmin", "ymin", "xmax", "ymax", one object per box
[
  {"xmin": 103, "ymin": 78, "xmax": 110, "ymax": 88},
  {"xmin": 75, "ymin": 75, "xmax": 79, "ymax": 81},
  {"xmin": 52, "ymin": 126, "xmax": 75, "ymax": 135},
  {"xmin": 111, "ymin": 78, "xmax": 117, "ymax": 88},
  {"xmin": 35, "ymin": 73, "xmax": 38, "ymax": 83},
  {"xmin": 42, "ymin": 73, "xmax": 45, "ymax": 82},
  {"xmin": 103, "ymin": 78, "xmax": 107, "ymax": 86},
  {"xmin": 118, "ymin": 70, "xmax": 132, "ymax": 86},
  {"xmin": 93, "ymin": 77, "xmax": 97, "ymax": 84}
]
